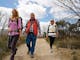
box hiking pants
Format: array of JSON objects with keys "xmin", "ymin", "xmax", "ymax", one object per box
[
  {"xmin": 8, "ymin": 35, "xmax": 19, "ymax": 60},
  {"xmin": 26, "ymin": 32, "xmax": 37, "ymax": 55},
  {"xmin": 48, "ymin": 36, "xmax": 55, "ymax": 49}
]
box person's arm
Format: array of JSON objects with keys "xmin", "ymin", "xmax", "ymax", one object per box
[
  {"xmin": 8, "ymin": 18, "xmax": 11, "ymax": 32},
  {"xmin": 55, "ymin": 25, "xmax": 58, "ymax": 37},
  {"xmin": 37, "ymin": 20, "xmax": 41, "ymax": 35},
  {"xmin": 46, "ymin": 25, "xmax": 50, "ymax": 38},
  {"xmin": 18, "ymin": 18, "xmax": 22, "ymax": 35}
]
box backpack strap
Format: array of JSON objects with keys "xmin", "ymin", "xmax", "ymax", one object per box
[
  {"xmin": 47, "ymin": 25, "xmax": 50, "ymax": 33},
  {"xmin": 17, "ymin": 17, "xmax": 23, "ymax": 30}
]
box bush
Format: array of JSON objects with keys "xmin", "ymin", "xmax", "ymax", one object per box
[
  {"xmin": 0, "ymin": 35, "xmax": 9, "ymax": 59},
  {"xmin": 0, "ymin": 35, "xmax": 25, "ymax": 60}
]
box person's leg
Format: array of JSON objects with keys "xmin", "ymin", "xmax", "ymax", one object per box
[
  {"xmin": 50, "ymin": 37, "xmax": 54, "ymax": 49},
  {"xmin": 10, "ymin": 35, "xmax": 19, "ymax": 60},
  {"xmin": 52, "ymin": 37, "xmax": 55, "ymax": 45},
  {"xmin": 49, "ymin": 36, "xmax": 52, "ymax": 49},
  {"xmin": 8, "ymin": 36, "xmax": 13, "ymax": 49},
  {"xmin": 50, "ymin": 37, "xmax": 55, "ymax": 49},
  {"xmin": 26, "ymin": 34, "xmax": 31, "ymax": 54},
  {"xmin": 30, "ymin": 34, "xmax": 37, "ymax": 57},
  {"xmin": 10, "ymin": 54, "xmax": 14, "ymax": 60},
  {"xmin": 11, "ymin": 35, "xmax": 19, "ymax": 54}
]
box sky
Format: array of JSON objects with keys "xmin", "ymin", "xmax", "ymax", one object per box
[
  {"xmin": 0, "ymin": 0, "xmax": 80, "ymax": 32},
  {"xmin": 0, "ymin": 0, "xmax": 18, "ymax": 8},
  {"xmin": 0, "ymin": 0, "xmax": 54, "ymax": 22}
]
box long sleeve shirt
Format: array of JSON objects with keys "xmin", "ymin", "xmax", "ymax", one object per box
[{"xmin": 8, "ymin": 18, "xmax": 21, "ymax": 36}]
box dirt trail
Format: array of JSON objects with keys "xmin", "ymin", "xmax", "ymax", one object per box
[{"xmin": 3, "ymin": 38, "xmax": 73, "ymax": 60}]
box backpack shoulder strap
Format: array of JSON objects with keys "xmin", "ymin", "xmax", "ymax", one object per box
[
  {"xmin": 47, "ymin": 25, "xmax": 50, "ymax": 33},
  {"xmin": 17, "ymin": 18, "xmax": 19, "ymax": 26},
  {"xmin": 9, "ymin": 18, "xmax": 12, "ymax": 22},
  {"xmin": 17, "ymin": 17, "xmax": 22, "ymax": 25}
]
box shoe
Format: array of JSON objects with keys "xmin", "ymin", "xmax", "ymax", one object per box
[
  {"xmin": 13, "ymin": 49, "xmax": 17, "ymax": 55},
  {"xmin": 27, "ymin": 51, "xmax": 30, "ymax": 54},
  {"xmin": 50, "ymin": 49, "xmax": 53, "ymax": 53},
  {"xmin": 30, "ymin": 54, "xmax": 34, "ymax": 58}
]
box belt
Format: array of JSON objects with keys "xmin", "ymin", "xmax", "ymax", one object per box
[
  {"xmin": 29, "ymin": 32, "xmax": 34, "ymax": 34},
  {"xmin": 48, "ymin": 32, "xmax": 55, "ymax": 33}
]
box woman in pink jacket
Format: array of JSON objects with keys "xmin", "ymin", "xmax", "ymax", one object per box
[{"xmin": 8, "ymin": 9, "xmax": 22, "ymax": 60}]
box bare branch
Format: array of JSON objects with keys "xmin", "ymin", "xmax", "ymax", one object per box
[
  {"xmin": 70, "ymin": 0, "xmax": 80, "ymax": 11},
  {"xmin": 56, "ymin": 0, "xmax": 80, "ymax": 17}
]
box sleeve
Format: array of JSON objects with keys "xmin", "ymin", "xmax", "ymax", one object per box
[
  {"xmin": 26, "ymin": 20, "xmax": 29, "ymax": 28},
  {"xmin": 18, "ymin": 18, "xmax": 22, "ymax": 29},
  {"xmin": 8, "ymin": 18, "xmax": 11, "ymax": 27},
  {"xmin": 37, "ymin": 20, "xmax": 41, "ymax": 34},
  {"xmin": 55, "ymin": 24, "xmax": 58, "ymax": 33},
  {"xmin": 47, "ymin": 25, "xmax": 50, "ymax": 34}
]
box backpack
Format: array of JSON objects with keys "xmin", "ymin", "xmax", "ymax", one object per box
[
  {"xmin": 47, "ymin": 24, "xmax": 57, "ymax": 33},
  {"xmin": 17, "ymin": 17, "xmax": 23, "ymax": 30}
]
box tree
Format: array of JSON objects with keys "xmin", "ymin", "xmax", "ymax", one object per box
[
  {"xmin": 0, "ymin": 12, "xmax": 8, "ymax": 36},
  {"xmin": 54, "ymin": 0, "xmax": 80, "ymax": 18},
  {"xmin": 56, "ymin": 20, "xmax": 66, "ymax": 27}
]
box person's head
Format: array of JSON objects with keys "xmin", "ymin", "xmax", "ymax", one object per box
[
  {"xmin": 12, "ymin": 9, "xmax": 19, "ymax": 18},
  {"xmin": 50, "ymin": 20, "xmax": 54, "ymax": 25},
  {"xmin": 30, "ymin": 13, "xmax": 35, "ymax": 19}
]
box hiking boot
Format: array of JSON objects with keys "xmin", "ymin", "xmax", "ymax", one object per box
[
  {"xmin": 30, "ymin": 54, "xmax": 34, "ymax": 58},
  {"xmin": 27, "ymin": 51, "xmax": 30, "ymax": 54},
  {"xmin": 11, "ymin": 48, "xmax": 17, "ymax": 55},
  {"xmin": 50, "ymin": 49, "xmax": 53, "ymax": 53},
  {"xmin": 13, "ymin": 49, "xmax": 17, "ymax": 55}
]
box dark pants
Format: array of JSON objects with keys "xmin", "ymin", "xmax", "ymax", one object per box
[
  {"xmin": 8, "ymin": 35, "xmax": 19, "ymax": 60},
  {"xmin": 26, "ymin": 33, "xmax": 37, "ymax": 55},
  {"xmin": 48, "ymin": 36, "xmax": 55, "ymax": 49}
]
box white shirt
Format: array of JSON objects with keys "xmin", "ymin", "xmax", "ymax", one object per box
[{"xmin": 48, "ymin": 24, "xmax": 57, "ymax": 37}]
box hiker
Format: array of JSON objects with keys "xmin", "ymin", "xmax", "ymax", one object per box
[
  {"xmin": 8, "ymin": 9, "xmax": 22, "ymax": 60},
  {"xmin": 25, "ymin": 13, "xmax": 41, "ymax": 58},
  {"xmin": 46, "ymin": 20, "xmax": 58, "ymax": 53}
]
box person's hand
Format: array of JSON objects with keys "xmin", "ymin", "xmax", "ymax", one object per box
[
  {"xmin": 46, "ymin": 35, "xmax": 48, "ymax": 40},
  {"xmin": 8, "ymin": 28, "xmax": 11, "ymax": 32},
  {"xmin": 18, "ymin": 32, "xmax": 22, "ymax": 40},
  {"xmin": 56, "ymin": 32, "xmax": 59, "ymax": 38},
  {"xmin": 39, "ymin": 32, "xmax": 42, "ymax": 37},
  {"xmin": 18, "ymin": 30, "xmax": 22, "ymax": 40}
]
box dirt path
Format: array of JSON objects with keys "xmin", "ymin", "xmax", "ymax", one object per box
[{"xmin": 3, "ymin": 38, "xmax": 73, "ymax": 60}]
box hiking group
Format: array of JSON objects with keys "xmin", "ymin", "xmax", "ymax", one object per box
[{"xmin": 7, "ymin": 9, "xmax": 58, "ymax": 60}]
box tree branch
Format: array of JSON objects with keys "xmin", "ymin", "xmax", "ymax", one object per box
[{"xmin": 57, "ymin": 0, "xmax": 80, "ymax": 17}]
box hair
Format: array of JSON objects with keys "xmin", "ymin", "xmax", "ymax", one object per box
[
  {"xmin": 50, "ymin": 19, "xmax": 54, "ymax": 22},
  {"xmin": 11, "ymin": 9, "xmax": 19, "ymax": 19},
  {"xmin": 30, "ymin": 13, "xmax": 35, "ymax": 18},
  {"xmin": 31, "ymin": 13, "xmax": 35, "ymax": 16}
]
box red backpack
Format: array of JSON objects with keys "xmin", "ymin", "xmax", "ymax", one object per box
[{"xmin": 26, "ymin": 20, "xmax": 38, "ymax": 36}]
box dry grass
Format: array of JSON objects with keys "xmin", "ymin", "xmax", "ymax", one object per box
[{"xmin": 0, "ymin": 35, "xmax": 26, "ymax": 60}]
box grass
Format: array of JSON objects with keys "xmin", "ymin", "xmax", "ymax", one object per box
[
  {"xmin": 55, "ymin": 36, "xmax": 80, "ymax": 49},
  {"xmin": 0, "ymin": 35, "xmax": 26, "ymax": 60},
  {"xmin": 45, "ymin": 34, "xmax": 80, "ymax": 49},
  {"xmin": 45, "ymin": 35, "xmax": 80, "ymax": 60},
  {"xmin": 0, "ymin": 35, "xmax": 9, "ymax": 60},
  {"xmin": 0, "ymin": 33, "xmax": 80, "ymax": 60}
]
